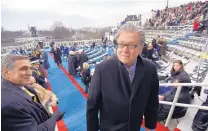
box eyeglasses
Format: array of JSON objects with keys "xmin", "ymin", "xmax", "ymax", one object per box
[{"xmin": 116, "ymin": 43, "xmax": 142, "ymax": 49}]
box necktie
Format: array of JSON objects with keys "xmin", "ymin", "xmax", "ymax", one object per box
[
  {"xmin": 127, "ymin": 68, "xmax": 134, "ymax": 83},
  {"xmin": 23, "ymin": 88, "xmax": 38, "ymax": 102}
]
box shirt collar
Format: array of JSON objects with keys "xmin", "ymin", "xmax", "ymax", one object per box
[
  {"xmin": 19, "ymin": 86, "xmax": 25, "ymax": 90},
  {"xmin": 124, "ymin": 59, "xmax": 137, "ymax": 73}
]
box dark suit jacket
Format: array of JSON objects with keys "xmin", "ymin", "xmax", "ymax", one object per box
[
  {"xmin": 68, "ymin": 54, "xmax": 78, "ymax": 76},
  {"xmin": 52, "ymin": 48, "xmax": 62, "ymax": 64},
  {"xmin": 76, "ymin": 53, "xmax": 88, "ymax": 70},
  {"xmin": 87, "ymin": 56, "xmax": 159, "ymax": 131},
  {"xmin": 1, "ymin": 78, "xmax": 58, "ymax": 131}
]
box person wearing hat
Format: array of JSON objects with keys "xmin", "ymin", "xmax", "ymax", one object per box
[
  {"xmin": 31, "ymin": 60, "xmax": 48, "ymax": 88},
  {"xmin": 31, "ymin": 47, "xmax": 41, "ymax": 60}
]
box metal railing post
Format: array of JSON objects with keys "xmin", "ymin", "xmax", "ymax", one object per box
[{"xmin": 164, "ymin": 85, "xmax": 183, "ymax": 127}]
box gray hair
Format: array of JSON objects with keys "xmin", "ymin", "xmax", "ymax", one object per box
[
  {"xmin": 115, "ymin": 23, "xmax": 145, "ymax": 45},
  {"xmin": 1, "ymin": 54, "xmax": 29, "ymax": 71}
]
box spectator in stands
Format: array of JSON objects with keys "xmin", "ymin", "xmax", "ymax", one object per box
[
  {"xmin": 28, "ymin": 76, "xmax": 58, "ymax": 107},
  {"xmin": 169, "ymin": 60, "xmax": 191, "ymax": 83},
  {"xmin": 1, "ymin": 54, "xmax": 64, "ymax": 131},
  {"xmin": 31, "ymin": 47, "xmax": 41, "ymax": 60},
  {"xmin": 50, "ymin": 41, "xmax": 55, "ymax": 49},
  {"xmin": 193, "ymin": 18, "xmax": 199, "ymax": 31},
  {"xmin": 31, "ymin": 60, "xmax": 48, "ymax": 88},
  {"xmin": 51, "ymin": 43, "xmax": 62, "ymax": 68},
  {"xmin": 63, "ymin": 46, "xmax": 69, "ymax": 61},
  {"xmin": 156, "ymin": 35, "xmax": 160, "ymax": 45},
  {"xmin": 158, "ymin": 37, "xmax": 167, "ymax": 56},
  {"xmin": 157, "ymin": 60, "xmax": 191, "ymax": 121},
  {"xmin": 91, "ymin": 42, "xmax": 95, "ymax": 49},
  {"xmin": 81, "ymin": 62, "xmax": 91, "ymax": 93},
  {"xmin": 70, "ymin": 43, "xmax": 76, "ymax": 51},
  {"xmin": 19, "ymin": 47, "xmax": 26, "ymax": 55},
  {"xmin": 146, "ymin": 43, "xmax": 155, "ymax": 60},
  {"xmin": 102, "ymin": 37, "xmax": 108, "ymax": 48},
  {"xmin": 68, "ymin": 51, "xmax": 78, "ymax": 77},
  {"xmin": 146, "ymin": 1, "xmax": 207, "ymax": 28},
  {"xmin": 76, "ymin": 49, "xmax": 88, "ymax": 71},
  {"xmin": 41, "ymin": 49, "xmax": 50, "ymax": 76},
  {"xmin": 87, "ymin": 23, "xmax": 159, "ymax": 131},
  {"xmin": 141, "ymin": 43, "xmax": 148, "ymax": 58},
  {"xmin": 152, "ymin": 38, "xmax": 157, "ymax": 49},
  {"xmin": 146, "ymin": 43, "xmax": 159, "ymax": 61},
  {"xmin": 60, "ymin": 44, "xmax": 64, "ymax": 55}
]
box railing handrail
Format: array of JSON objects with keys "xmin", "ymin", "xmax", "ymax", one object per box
[
  {"xmin": 159, "ymin": 101, "xmax": 208, "ymax": 110},
  {"xmin": 159, "ymin": 83, "xmax": 207, "ymax": 86}
]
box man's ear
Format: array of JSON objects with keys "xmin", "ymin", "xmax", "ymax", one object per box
[{"xmin": 2, "ymin": 68, "xmax": 10, "ymax": 78}]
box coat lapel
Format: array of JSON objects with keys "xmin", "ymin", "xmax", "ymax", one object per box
[
  {"xmin": 130, "ymin": 56, "xmax": 145, "ymax": 100},
  {"xmin": 117, "ymin": 58, "xmax": 131, "ymax": 100},
  {"xmin": 25, "ymin": 86, "xmax": 42, "ymax": 104},
  {"xmin": 2, "ymin": 78, "xmax": 41, "ymax": 104},
  {"xmin": 2, "ymin": 78, "xmax": 33, "ymax": 101}
]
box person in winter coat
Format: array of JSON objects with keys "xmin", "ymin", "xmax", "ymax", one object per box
[
  {"xmin": 87, "ymin": 23, "xmax": 159, "ymax": 131},
  {"xmin": 81, "ymin": 62, "xmax": 91, "ymax": 93},
  {"xmin": 157, "ymin": 60, "xmax": 191, "ymax": 121},
  {"xmin": 68, "ymin": 51, "xmax": 78, "ymax": 77},
  {"xmin": 76, "ymin": 49, "xmax": 88, "ymax": 71},
  {"xmin": 51, "ymin": 44, "xmax": 62, "ymax": 68},
  {"xmin": 31, "ymin": 60, "xmax": 48, "ymax": 89},
  {"xmin": 42, "ymin": 51, "xmax": 50, "ymax": 76}
]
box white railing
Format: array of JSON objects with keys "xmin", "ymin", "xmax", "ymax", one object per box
[
  {"xmin": 167, "ymin": 25, "xmax": 193, "ymax": 30},
  {"xmin": 159, "ymin": 83, "xmax": 208, "ymax": 127}
]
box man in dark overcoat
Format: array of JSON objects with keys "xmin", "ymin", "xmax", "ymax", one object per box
[{"xmin": 87, "ymin": 23, "xmax": 159, "ymax": 131}]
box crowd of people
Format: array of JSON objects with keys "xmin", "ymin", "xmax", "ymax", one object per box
[
  {"xmin": 1, "ymin": 23, "xmax": 208, "ymax": 131},
  {"xmin": 145, "ymin": 1, "xmax": 208, "ymax": 29},
  {"xmin": 51, "ymin": 42, "xmax": 91, "ymax": 92},
  {"xmin": 120, "ymin": 14, "xmax": 142, "ymax": 26}
]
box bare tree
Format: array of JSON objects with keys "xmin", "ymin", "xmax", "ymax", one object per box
[
  {"xmin": 51, "ymin": 21, "xmax": 73, "ymax": 39},
  {"xmin": 1, "ymin": 27, "xmax": 24, "ymax": 47}
]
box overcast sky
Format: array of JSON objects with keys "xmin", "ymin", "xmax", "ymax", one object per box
[{"xmin": 1, "ymin": 0, "xmax": 206, "ymax": 30}]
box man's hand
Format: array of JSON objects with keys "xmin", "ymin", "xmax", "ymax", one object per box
[{"xmin": 159, "ymin": 95, "xmax": 164, "ymax": 101}]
